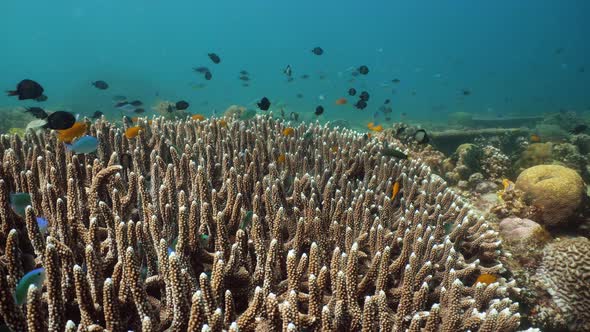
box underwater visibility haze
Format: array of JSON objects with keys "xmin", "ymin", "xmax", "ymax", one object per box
[{"xmin": 1, "ymin": 1, "xmax": 590, "ymax": 332}]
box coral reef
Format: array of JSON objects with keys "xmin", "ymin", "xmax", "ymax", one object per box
[
  {"xmin": 514, "ymin": 143, "xmax": 553, "ymax": 173},
  {"xmin": 498, "ymin": 217, "xmax": 551, "ymax": 268},
  {"xmin": 515, "ymin": 165, "xmax": 584, "ymax": 227},
  {"xmin": 152, "ymin": 100, "xmax": 188, "ymax": 120},
  {"xmin": 0, "ymin": 106, "xmax": 34, "ymax": 134},
  {"xmin": 533, "ymin": 237, "xmax": 590, "ymax": 331},
  {"xmin": 0, "ymin": 115, "xmax": 521, "ymax": 331},
  {"xmin": 480, "ymin": 146, "xmax": 510, "ymax": 180}
]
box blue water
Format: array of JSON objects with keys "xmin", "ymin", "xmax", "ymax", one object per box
[{"xmin": 1, "ymin": 0, "xmax": 588, "ymax": 128}]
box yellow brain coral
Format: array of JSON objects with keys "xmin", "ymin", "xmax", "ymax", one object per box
[{"xmin": 515, "ymin": 164, "xmax": 584, "ymax": 226}]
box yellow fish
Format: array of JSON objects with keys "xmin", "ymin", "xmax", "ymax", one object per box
[{"xmin": 391, "ymin": 181, "xmax": 400, "ymax": 200}]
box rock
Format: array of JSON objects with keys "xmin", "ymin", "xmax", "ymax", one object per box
[
  {"xmin": 515, "ymin": 165, "xmax": 584, "ymax": 226},
  {"xmin": 499, "ymin": 217, "xmax": 550, "ymax": 244},
  {"xmin": 475, "ymin": 181, "xmax": 498, "ymax": 193},
  {"xmin": 499, "ymin": 217, "xmax": 551, "ymax": 268}
]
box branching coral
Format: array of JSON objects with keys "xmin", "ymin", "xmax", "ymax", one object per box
[{"xmin": 0, "ymin": 115, "xmax": 520, "ymax": 331}]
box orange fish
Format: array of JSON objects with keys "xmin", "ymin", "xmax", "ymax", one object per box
[
  {"xmin": 125, "ymin": 126, "xmax": 142, "ymax": 139},
  {"xmin": 277, "ymin": 154, "xmax": 286, "ymax": 164},
  {"xmin": 283, "ymin": 127, "xmax": 295, "ymax": 136},
  {"xmin": 367, "ymin": 122, "xmax": 375, "ymax": 129},
  {"xmin": 370, "ymin": 125, "xmax": 383, "ymax": 132},
  {"xmin": 475, "ymin": 273, "xmax": 497, "ymax": 285},
  {"xmin": 57, "ymin": 122, "xmax": 87, "ymax": 143},
  {"xmin": 219, "ymin": 119, "xmax": 228, "ymax": 127},
  {"xmin": 391, "ymin": 182, "xmax": 400, "ymax": 200},
  {"xmin": 530, "ymin": 134, "xmax": 541, "ymax": 142},
  {"xmin": 335, "ymin": 98, "xmax": 347, "ymax": 105},
  {"xmin": 192, "ymin": 114, "xmax": 205, "ymax": 121}
]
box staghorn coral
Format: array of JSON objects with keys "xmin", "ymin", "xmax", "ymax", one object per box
[{"xmin": 0, "ymin": 115, "xmax": 520, "ymax": 331}]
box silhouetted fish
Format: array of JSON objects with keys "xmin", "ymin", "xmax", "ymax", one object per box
[
  {"xmin": 24, "ymin": 107, "xmax": 48, "ymax": 119},
  {"xmin": 311, "ymin": 47, "xmax": 324, "ymax": 55},
  {"xmin": 176, "ymin": 101, "xmax": 189, "ymax": 110},
  {"xmin": 7, "ymin": 79, "xmax": 44, "ymax": 100},
  {"xmin": 92, "ymin": 81, "xmax": 109, "ymax": 90},
  {"xmin": 257, "ymin": 97, "xmax": 271, "ymax": 111},
  {"xmin": 358, "ymin": 65, "xmax": 369, "ymax": 75},
  {"xmin": 208, "ymin": 53, "xmax": 221, "ymax": 64}
]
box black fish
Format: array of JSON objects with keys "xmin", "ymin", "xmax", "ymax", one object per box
[
  {"xmin": 392, "ymin": 78, "xmax": 400, "ymax": 83},
  {"xmin": 570, "ymin": 124, "xmax": 588, "ymax": 134},
  {"xmin": 382, "ymin": 147, "xmax": 408, "ymax": 159},
  {"xmin": 239, "ymin": 70, "xmax": 249, "ymax": 75},
  {"xmin": 315, "ymin": 105, "xmax": 324, "ymax": 116},
  {"xmin": 134, "ymin": 108, "xmax": 145, "ymax": 114},
  {"xmin": 414, "ymin": 129, "xmax": 430, "ymax": 144},
  {"xmin": 358, "ymin": 65, "xmax": 369, "ymax": 75},
  {"xmin": 348, "ymin": 88, "xmax": 357, "ymax": 96},
  {"xmin": 257, "ymin": 97, "xmax": 271, "ymax": 111},
  {"xmin": 384, "ymin": 99, "xmax": 390, "ymax": 104},
  {"xmin": 311, "ymin": 47, "xmax": 324, "ymax": 55},
  {"xmin": 175, "ymin": 101, "xmax": 189, "ymax": 110},
  {"xmin": 208, "ymin": 53, "xmax": 221, "ymax": 64},
  {"xmin": 239, "ymin": 76, "xmax": 250, "ymax": 81},
  {"xmin": 359, "ymin": 91, "xmax": 370, "ymax": 101},
  {"xmin": 91, "ymin": 111, "xmax": 103, "ymax": 119},
  {"xmin": 462, "ymin": 89, "xmax": 471, "ymax": 96},
  {"xmin": 284, "ymin": 65, "xmax": 292, "ymax": 77},
  {"xmin": 355, "ymin": 100, "xmax": 367, "ymax": 110},
  {"xmin": 130, "ymin": 100, "xmax": 143, "ymax": 106},
  {"xmin": 92, "ymin": 80, "xmax": 109, "ymax": 90},
  {"xmin": 204, "ymin": 71, "xmax": 212, "ymax": 80},
  {"xmin": 24, "ymin": 107, "xmax": 48, "ymax": 119},
  {"xmin": 7, "ymin": 79, "xmax": 44, "ymax": 100},
  {"xmin": 45, "ymin": 111, "xmax": 75, "ymax": 130},
  {"xmin": 35, "ymin": 94, "xmax": 48, "ymax": 102},
  {"xmin": 193, "ymin": 66, "xmax": 210, "ymax": 74}
]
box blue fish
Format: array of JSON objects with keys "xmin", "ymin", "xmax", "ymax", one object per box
[
  {"xmin": 15, "ymin": 268, "xmax": 46, "ymax": 305},
  {"xmin": 66, "ymin": 135, "xmax": 98, "ymax": 154},
  {"xmin": 10, "ymin": 192, "xmax": 31, "ymax": 217},
  {"xmin": 36, "ymin": 217, "xmax": 48, "ymax": 235}
]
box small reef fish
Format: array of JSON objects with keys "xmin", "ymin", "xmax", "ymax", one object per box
[
  {"xmin": 118, "ymin": 104, "xmax": 136, "ymax": 113},
  {"xmin": 348, "ymin": 88, "xmax": 357, "ymax": 96},
  {"xmin": 46, "ymin": 111, "xmax": 76, "ymax": 130},
  {"xmin": 57, "ymin": 122, "xmax": 87, "ymax": 143},
  {"xmin": 10, "ymin": 192, "xmax": 32, "ymax": 216},
  {"xmin": 191, "ymin": 114, "xmax": 205, "ymax": 121},
  {"xmin": 391, "ymin": 182, "xmax": 400, "ymax": 200},
  {"xmin": 24, "ymin": 107, "xmax": 48, "ymax": 119},
  {"xmin": 208, "ymin": 53, "xmax": 221, "ymax": 64},
  {"xmin": 355, "ymin": 100, "xmax": 367, "ymax": 110},
  {"xmin": 414, "ymin": 129, "xmax": 430, "ymax": 144},
  {"xmin": 502, "ymin": 179, "xmax": 515, "ymax": 191},
  {"xmin": 129, "ymin": 100, "xmax": 143, "ymax": 107},
  {"xmin": 36, "ymin": 217, "xmax": 48, "ymax": 235},
  {"xmin": 257, "ymin": 97, "xmax": 271, "ymax": 111},
  {"xmin": 359, "ymin": 91, "xmax": 370, "ymax": 101},
  {"xmin": 125, "ymin": 126, "xmax": 142, "ymax": 139},
  {"xmin": 315, "ymin": 106, "xmax": 324, "ymax": 116},
  {"xmin": 311, "ymin": 47, "xmax": 324, "ymax": 55},
  {"xmin": 218, "ymin": 119, "xmax": 228, "ymax": 127},
  {"xmin": 382, "ymin": 147, "xmax": 408, "ymax": 159},
  {"xmin": 239, "ymin": 109, "xmax": 257, "ymax": 120},
  {"xmin": 282, "ymin": 127, "xmax": 295, "ymax": 136},
  {"xmin": 176, "ymin": 101, "xmax": 190, "ymax": 110},
  {"xmin": 240, "ymin": 211, "xmax": 253, "ymax": 230},
  {"xmin": 26, "ymin": 119, "xmax": 48, "ymax": 131},
  {"xmin": 200, "ymin": 234, "xmax": 209, "ymax": 248},
  {"xmin": 283, "ymin": 65, "xmax": 292, "ymax": 77},
  {"xmin": 367, "ymin": 122, "xmax": 383, "ymax": 132},
  {"xmin": 277, "ymin": 154, "xmax": 286, "ymax": 164},
  {"xmin": 15, "ymin": 268, "xmax": 46, "ymax": 305},
  {"xmin": 335, "ymin": 98, "xmax": 347, "ymax": 105},
  {"xmin": 66, "ymin": 135, "xmax": 98, "ymax": 154},
  {"xmin": 7, "ymin": 79, "xmax": 44, "ymax": 100},
  {"xmin": 475, "ymin": 273, "xmax": 497, "ymax": 285},
  {"xmin": 91, "ymin": 111, "xmax": 103, "ymax": 119},
  {"xmin": 358, "ymin": 65, "xmax": 369, "ymax": 75},
  {"xmin": 92, "ymin": 80, "xmax": 109, "ymax": 90}
]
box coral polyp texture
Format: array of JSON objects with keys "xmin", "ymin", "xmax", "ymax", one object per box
[{"xmin": 0, "ymin": 115, "xmax": 520, "ymax": 331}]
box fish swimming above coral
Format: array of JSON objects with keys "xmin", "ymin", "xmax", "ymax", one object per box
[{"xmin": 7, "ymin": 79, "xmax": 44, "ymax": 100}]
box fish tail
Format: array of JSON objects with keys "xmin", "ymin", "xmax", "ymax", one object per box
[{"xmin": 6, "ymin": 90, "xmax": 17, "ymax": 96}]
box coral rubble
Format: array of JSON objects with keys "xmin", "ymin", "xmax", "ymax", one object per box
[{"xmin": 0, "ymin": 115, "xmax": 520, "ymax": 331}]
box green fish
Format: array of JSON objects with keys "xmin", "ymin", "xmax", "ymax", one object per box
[
  {"xmin": 15, "ymin": 268, "xmax": 46, "ymax": 305},
  {"xmin": 199, "ymin": 234, "xmax": 209, "ymax": 247},
  {"xmin": 444, "ymin": 222, "xmax": 454, "ymax": 235},
  {"xmin": 10, "ymin": 192, "xmax": 31, "ymax": 217},
  {"xmin": 240, "ymin": 211, "xmax": 253, "ymax": 230},
  {"xmin": 239, "ymin": 109, "xmax": 257, "ymax": 120},
  {"xmin": 381, "ymin": 147, "xmax": 408, "ymax": 159}
]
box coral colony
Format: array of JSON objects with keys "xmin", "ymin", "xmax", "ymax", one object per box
[{"xmin": 0, "ymin": 115, "xmax": 522, "ymax": 331}]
